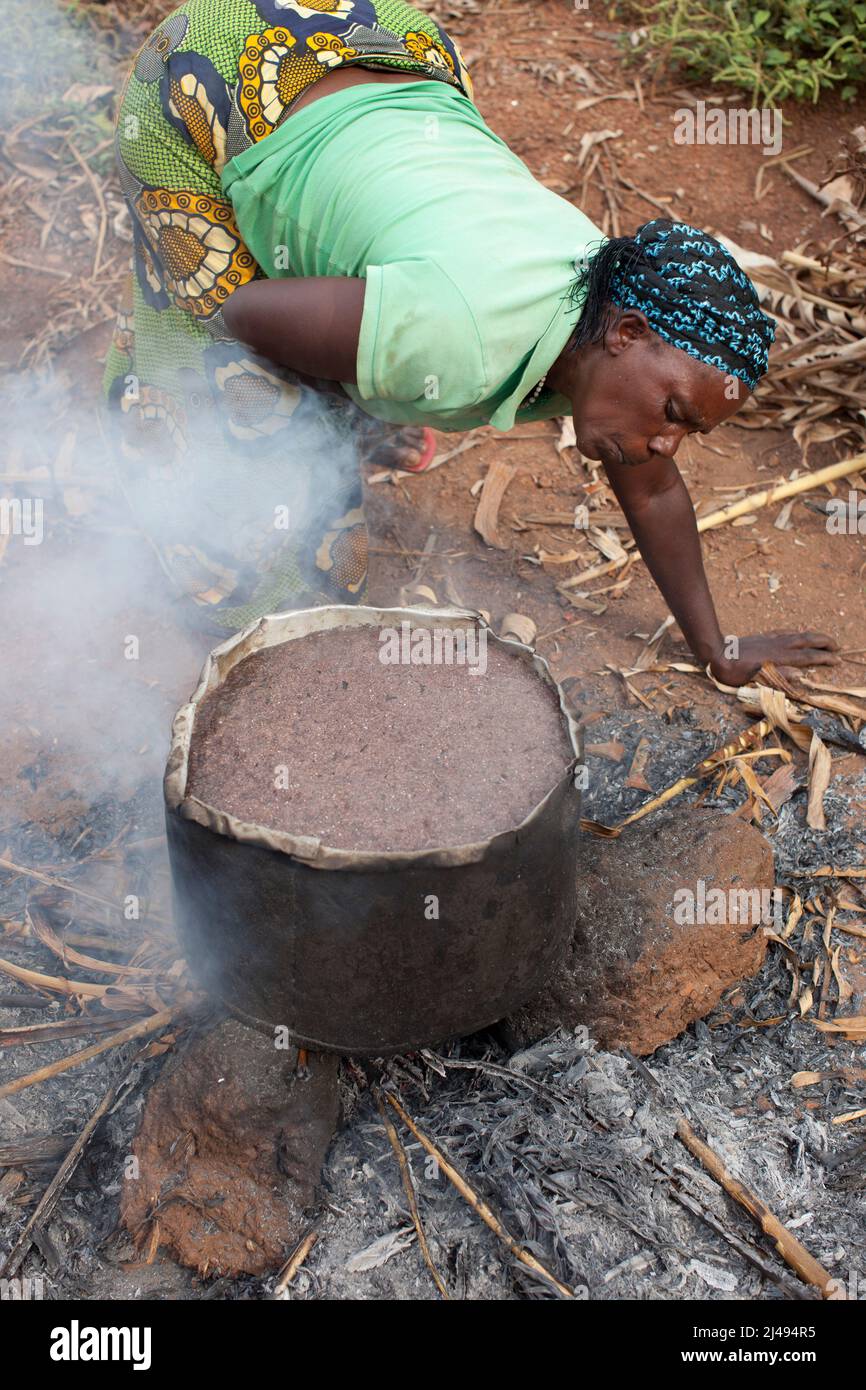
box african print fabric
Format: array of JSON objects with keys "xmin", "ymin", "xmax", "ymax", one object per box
[{"xmin": 104, "ymin": 0, "xmax": 472, "ymax": 630}]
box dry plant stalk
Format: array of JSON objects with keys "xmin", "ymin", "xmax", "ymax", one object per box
[
  {"xmin": 0, "ymin": 1013, "xmax": 147, "ymax": 1047},
  {"xmin": 562, "ymin": 455, "xmax": 866, "ymax": 590},
  {"xmin": 789, "ymin": 867, "xmax": 866, "ymax": 879},
  {"xmin": 0, "ymin": 955, "xmax": 114, "ymax": 1000},
  {"xmin": 581, "ymin": 717, "xmax": 775, "ymax": 837},
  {"xmin": 726, "ymin": 198, "xmax": 866, "ymax": 456},
  {"xmin": 694, "ymin": 456, "xmax": 866, "ymax": 528},
  {"xmin": 0, "ymin": 1054, "xmax": 141, "ymax": 1279},
  {"xmin": 733, "ymin": 683, "xmax": 813, "ymax": 751},
  {"xmin": 0, "ymin": 1008, "xmax": 176, "ymax": 1100},
  {"xmin": 792, "ymin": 1066, "xmax": 866, "ymax": 1087},
  {"xmin": 0, "ymin": 854, "xmax": 123, "ymax": 913},
  {"xmin": 473, "ymin": 459, "xmax": 516, "ymax": 549},
  {"xmin": 675, "ymin": 1116, "xmax": 839, "ymax": 1298},
  {"xmin": 382, "ymin": 1089, "xmax": 574, "ymax": 1299},
  {"xmin": 0, "ymin": 955, "xmax": 158, "ymax": 1014},
  {"xmin": 375, "ymin": 1089, "xmax": 449, "ymax": 1299},
  {"xmin": 813, "ymin": 1015, "xmax": 866, "ymax": 1041},
  {"xmin": 807, "ymin": 732, "xmax": 833, "ymax": 831},
  {"xmin": 28, "ymin": 906, "xmax": 158, "ymax": 979},
  {"xmin": 758, "ymin": 666, "xmax": 866, "ymax": 724},
  {"xmin": 272, "ymin": 1224, "xmax": 321, "ymax": 1298},
  {"xmin": 832, "ymin": 1108, "xmax": 866, "ymax": 1125}
]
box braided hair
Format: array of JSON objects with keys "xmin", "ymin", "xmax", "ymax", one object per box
[{"xmin": 568, "ymin": 219, "xmax": 775, "ymax": 391}]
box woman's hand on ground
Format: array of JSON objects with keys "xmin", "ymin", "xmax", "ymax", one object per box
[{"xmin": 708, "ymin": 631, "xmax": 840, "ymax": 687}]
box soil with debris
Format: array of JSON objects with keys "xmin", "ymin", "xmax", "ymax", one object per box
[{"xmin": 187, "ymin": 626, "xmax": 571, "ymax": 851}]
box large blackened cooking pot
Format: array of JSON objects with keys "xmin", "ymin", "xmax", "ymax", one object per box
[{"xmin": 164, "ymin": 605, "xmax": 583, "ymax": 1055}]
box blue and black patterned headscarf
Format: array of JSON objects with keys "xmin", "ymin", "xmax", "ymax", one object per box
[{"xmin": 571, "ymin": 219, "xmax": 775, "ymax": 390}]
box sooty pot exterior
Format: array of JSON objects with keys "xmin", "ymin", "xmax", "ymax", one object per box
[{"xmin": 164, "ymin": 605, "xmax": 583, "ymax": 1055}]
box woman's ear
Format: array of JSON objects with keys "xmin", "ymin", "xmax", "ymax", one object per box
[{"xmin": 604, "ymin": 308, "xmax": 651, "ymax": 354}]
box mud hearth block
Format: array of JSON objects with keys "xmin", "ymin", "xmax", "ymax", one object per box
[
  {"xmin": 506, "ymin": 807, "xmax": 773, "ymax": 1056},
  {"xmin": 121, "ymin": 1017, "xmax": 340, "ymax": 1278}
]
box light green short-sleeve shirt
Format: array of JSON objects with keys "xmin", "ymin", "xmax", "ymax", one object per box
[{"xmin": 222, "ymin": 81, "xmax": 603, "ymax": 433}]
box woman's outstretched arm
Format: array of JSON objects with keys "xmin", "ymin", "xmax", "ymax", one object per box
[
  {"xmin": 603, "ymin": 451, "xmax": 838, "ymax": 683},
  {"xmin": 222, "ymin": 276, "xmax": 366, "ymax": 384}
]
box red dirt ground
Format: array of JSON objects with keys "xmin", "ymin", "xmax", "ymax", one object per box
[
  {"xmin": 0, "ymin": 0, "xmax": 864, "ymax": 816},
  {"xmin": 359, "ymin": 2, "xmax": 866, "ymax": 735}
]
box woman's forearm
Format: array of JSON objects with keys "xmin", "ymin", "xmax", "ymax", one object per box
[
  {"xmin": 617, "ymin": 472, "xmax": 725, "ymax": 668},
  {"xmin": 603, "ymin": 451, "xmax": 838, "ymax": 683}
]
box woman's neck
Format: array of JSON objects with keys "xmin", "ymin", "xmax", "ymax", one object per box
[{"xmin": 547, "ymin": 343, "xmax": 581, "ymax": 398}]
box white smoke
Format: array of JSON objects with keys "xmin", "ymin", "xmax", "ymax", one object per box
[{"xmin": 0, "ymin": 0, "xmax": 361, "ymax": 839}]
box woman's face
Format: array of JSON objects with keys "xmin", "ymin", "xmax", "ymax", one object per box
[{"xmin": 556, "ymin": 310, "xmax": 748, "ymax": 468}]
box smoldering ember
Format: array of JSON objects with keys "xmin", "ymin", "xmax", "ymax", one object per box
[{"xmin": 1, "ymin": 0, "xmax": 865, "ymax": 1325}]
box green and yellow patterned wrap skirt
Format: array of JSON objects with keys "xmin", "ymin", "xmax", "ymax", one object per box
[{"xmin": 104, "ymin": 0, "xmax": 472, "ymax": 630}]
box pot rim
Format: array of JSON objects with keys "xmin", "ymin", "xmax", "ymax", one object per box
[{"xmin": 164, "ymin": 604, "xmax": 583, "ymax": 871}]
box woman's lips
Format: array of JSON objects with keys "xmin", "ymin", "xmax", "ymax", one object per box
[
  {"xmin": 608, "ymin": 441, "xmax": 649, "ymax": 468},
  {"xmin": 600, "ymin": 440, "xmax": 626, "ymax": 466}
]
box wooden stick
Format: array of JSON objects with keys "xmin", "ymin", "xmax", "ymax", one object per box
[
  {"xmin": 0, "ymin": 1013, "xmax": 147, "ymax": 1047},
  {"xmin": 375, "ymin": 1089, "xmax": 449, "ymax": 1299},
  {"xmin": 382, "ymin": 1090, "xmax": 574, "ymax": 1298},
  {"xmin": 0, "ymin": 1008, "xmax": 175, "ymax": 1100},
  {"xmin": 272, "ymin": 1223, "xmax": 321, "ymax": 1298},
  {"xmin": 0, "ymin": 956, "xmax": 112, "ymax": 999},
  {"xmin": 675, "ymin": 1115, "xmax": 839, "ymax": 1298},
  {"xmin": 0, "ymin": 854, "xmax": 121, "ymax": 913},
  {"xmin": 0, "ymin": 1054, "xmax": 141, "ymax": 1278},
  {"xmin": 561, "ymin": 453, "xmax": 866, "ymax": 589}
]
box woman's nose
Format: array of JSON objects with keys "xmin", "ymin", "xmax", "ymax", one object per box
[{"xmin": 648, "ymin": 427, "xmax": 685, "ymax": 459}]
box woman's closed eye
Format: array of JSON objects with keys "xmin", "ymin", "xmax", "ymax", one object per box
[{"xmin": 666, "ymin": 398, "xmax": 703, "ymax": 433}]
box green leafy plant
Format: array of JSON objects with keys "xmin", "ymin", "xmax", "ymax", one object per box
[{"xmin": 615, "ymin": 0, "xmax": 866, "ymax": 104}]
